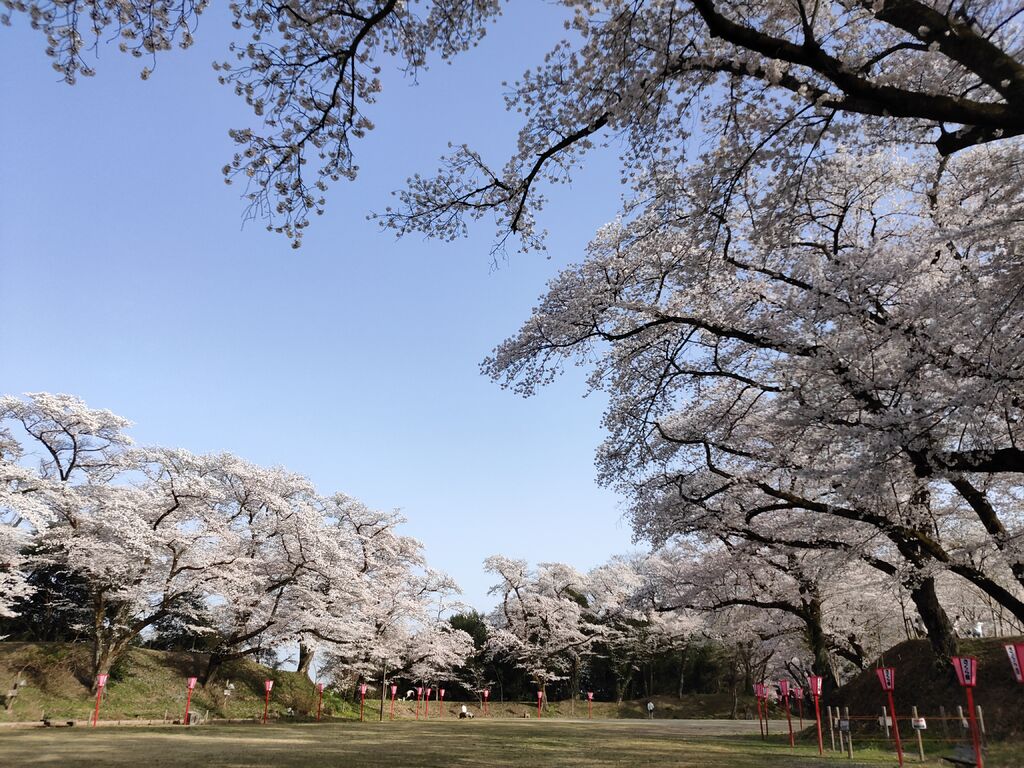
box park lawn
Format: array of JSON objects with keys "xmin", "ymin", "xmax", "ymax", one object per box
[{"xmin": 1, "ymin": 719, "xmax": 1020, "ymax": 768}]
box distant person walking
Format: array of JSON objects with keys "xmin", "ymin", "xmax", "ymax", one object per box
[{"xmin": 646, "ymin": 701, "xmax": 655, "ymax": 720}]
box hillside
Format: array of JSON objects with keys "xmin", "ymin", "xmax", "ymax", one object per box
[
  {"xmin": 825, "ymin": 636, "xmax": 1024, "ymax": 739},
  {"xmin": 0, "ymin": 643, "xmax": 351, "ymax": 724}
]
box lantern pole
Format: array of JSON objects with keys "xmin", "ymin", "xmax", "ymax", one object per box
[
  {"xmin": 91, "ymin": 674, "xmax": 109, "ymax": 727},
  {"xmin": 316, "ymin": 683, "xmax": 324, "ymax": 722},
  {"xmin": 779, "ymin": 681, "xmax": 794, "ymax": 747},
  {"xmin": 262, "ymin": 680, "xmax": 273, "ymax": 724},
  {"xmin": 184, "ymin": 676, "xmax": 198, "ymax": 726},
  {"xmin": 808, "ymin": 676, "xmax": 824, "ymax": 755}
]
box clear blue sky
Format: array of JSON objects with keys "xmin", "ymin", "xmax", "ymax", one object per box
[{"xmin": 0, "ymin": 4, "xmax": 638, "ymax": 610}]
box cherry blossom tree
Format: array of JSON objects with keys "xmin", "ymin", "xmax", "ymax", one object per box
[
  {"xmin": 313, "ymin": 495, "xmax": 472, "ymax": 712},
  {"xmin": 484, "ymin": 555, "xmax": 601, "ymax": 700},
  {"xmin": 585, "ymin": 556, "xmax": 695, "ymax": 702}
]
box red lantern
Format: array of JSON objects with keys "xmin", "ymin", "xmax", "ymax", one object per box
[
  {"xmin": 807, "ymin": 676, "xmax": 823, "ymax": 697},
  {"xmin": 415, "ymin": 687, "xmax": 423, "ymax": 720},
  {"xmin": 951, "ymin": 658, "xmax": 983, "ymax": 768},
  {"xmin": 537, "ymin": 690, "xmax": 543, "ymax": 719},
  {"xmin": 316, "ymin": 682, "xmax": 325, "ymax": 722},
  {"xmin": 439, "ymin": 688, "xmax": 446, "ymax": 718},
  {"xmin": 390, "ymin": 684, "xmax": 398, "ymax": 721},
  {"xmin": 1006, "ymin": 643, "xmax": 1024, "ymax": 684},
  {"xmin": 875, "ymin": 668, "xmax": 904, "ymax": 766},
  {"xmin": 359, "ymin": 683, "xmax": 368, "ymax": 722},
  {"xmin": 953, "ymin": 657, "xmax": 977, "ymax": 688},
  {"xmin": 587, "ymin": 691, "xmax": 593, "ymax": 720},
  {"xmin": 876, "ymin": 667, "xmax": 896, "ymax": 692},
  {"xmin": 482, "ymin": 688, "xmax": 490, "ymax": 717}
]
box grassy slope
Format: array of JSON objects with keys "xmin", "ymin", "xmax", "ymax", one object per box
[{"xmin": 0, "ymin": 642, "xmax": 355, "ymax": 724}]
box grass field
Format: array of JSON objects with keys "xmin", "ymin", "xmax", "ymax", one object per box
[{"xmin": 1, "ymin": 719, "xmax": 1021, "ymax": 767}]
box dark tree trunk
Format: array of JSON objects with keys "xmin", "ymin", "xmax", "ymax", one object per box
[
  {"xmin": 909, "ymin": 576, "xmax": 959, "ymax": 661},
  {"xmin": 803, "ymin": 597, "xmax": 840, "ymax": 691},
  {"xmin": 296, "ymin": 643, "xmax": 315, "ymax": 680}
]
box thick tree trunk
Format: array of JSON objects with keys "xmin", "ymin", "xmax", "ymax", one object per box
[
  {"xmin": 909, "ymin": 576, "xmax": 959, "ymax": 661},
  {"xmin": 677, "ymin": 646, "xmax": 687, "ymax": 699},
  {"xmin": 296, "ymin": 643, "xmax": 315, "ymax": 680},
  {"xmin": 803, "ymin": 598, "xmax": 840, "ymax": 691}
]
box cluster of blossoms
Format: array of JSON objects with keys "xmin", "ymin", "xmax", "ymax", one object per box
[{"xmin": 0, "ymin": 393, "xmax": 472, "ymax": 690}]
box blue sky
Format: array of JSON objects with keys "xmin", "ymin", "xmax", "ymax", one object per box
[{"xmin": 0, "ymin": 4, "xmax": 639, "ymax": 610}]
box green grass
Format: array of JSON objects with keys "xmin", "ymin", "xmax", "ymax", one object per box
[{"xmin": 0, "ymin": 719, "xmax": 1021, "ymax": 767}]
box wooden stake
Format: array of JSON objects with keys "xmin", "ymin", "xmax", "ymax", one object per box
[
  {"xmin": 827, "ymin": 705, "xmax": 836, "ymax": 752},
  {"xmin": 939, "ymin": 705, "xmax": 949, "ymax": 739},
  {"xmin": 844, "ymin": 706, "xmax": 853, "ymax": 758},
  {"xmin": 912, "ymin": 705, "xmax": 925, "ymax": 762}
]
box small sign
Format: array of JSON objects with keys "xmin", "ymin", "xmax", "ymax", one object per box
[
  {"xmin": 878, "ymin": 715, "xmax": 893, "ymax": 727},
  {"xmin": 1005, "ymin": 643, "xmax": 1024, "ymax": 684},
  {"xmin": 96, "ymin": 674, "xmax": 109, "ymax": 688},
  {"xmin": 807, "ymin": 675, "xmax": 823, "ymax": 697},
  {"xmin": 264, "ymin": 680, "xmax": 274, "ymax": 692},
  {"xmin": 778, "ymin": 680, "xmax": 790, "ymax": 697},
  {"xmin": 876, "ymin": 667, "xmax": 895, "ymax": 692},
  {"xmin": 839, "ymin": 719, "xmax": 850, "ymax": 732},
  {"xmin": 187, "ymin": 677, "xmax": 198, "ymax": 690},
  {"xmin": 911, "ymin": 717, "xmax": 927, "ymax": 730},
  {"xmin": 952, "ymin": 656, "xmax": 977, "ymax": 688}
]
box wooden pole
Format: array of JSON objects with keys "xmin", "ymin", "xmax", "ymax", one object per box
[
  {"xmin": 783, "ymin": 693, "xmax": 794, "ymax": 747},
  {"xmin": 939, "ymin": 705, "xmax": 949, "ymax": 739},
  {"xmin": 844, "ymin": 706, "xmax": 853, "ymax": 758},
  {"xmin": 912, "ymin": 706, "xmax": 925, "ymax": 762},
  {"xmin": 827, "ymin": 705, "xmax": 836, "ymax": 752}
]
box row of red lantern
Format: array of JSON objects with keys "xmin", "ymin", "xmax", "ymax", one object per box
[
  {"xmin": 88, "ymin": 673, "xmax": 626, "ymax": 727},
  {"xmin": 753, "ymin": 677, "xmax": 818, "ymax": 749}
]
